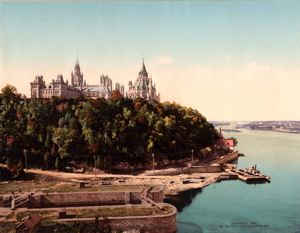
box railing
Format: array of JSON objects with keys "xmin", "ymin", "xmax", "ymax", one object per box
[{"xmin": 4, "ymin": 194, "xmax": 30, "ymax": 209}]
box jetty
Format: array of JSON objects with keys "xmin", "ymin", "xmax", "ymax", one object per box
[{"xmin": 226, "ymin": 165, "xmax": 271, "ymax": 183}]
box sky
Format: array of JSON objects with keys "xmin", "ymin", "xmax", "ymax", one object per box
[{"xmin": 1, "ymin": 1, "xmax": 300, "ymax": 121}]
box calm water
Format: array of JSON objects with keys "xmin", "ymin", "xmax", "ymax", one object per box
[{"xmin": 177, "ymin": 129, "xmax": 300, "ymax": 233}]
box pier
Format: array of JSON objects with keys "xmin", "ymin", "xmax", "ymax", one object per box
[{"xmin": 225, "ymin": 165, "xmax": 271, "ymax": 183}]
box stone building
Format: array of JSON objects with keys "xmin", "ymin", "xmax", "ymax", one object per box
[
  {"xmin": 84, "ymin": 75, "xmax": 114, "ymax": 99},
  {"xmin": 115, "ymin": 82, "xmax": 125, "ymax": 95},
  {"xmin": 30, "ymin": 74, "xmax": 80, "ymax": 99},
  {"xmin": 30, "ymin": 59, "xmax": 160, "ymax": 101},
  {"xmin": 71, "ymin": 59, "xmax": 86, "ymax": 88},
  {"xmin": 127, "ymin": 60, "xmax": 160, "ymax": 101},
  {"xmin": 30, "ymin": 60, "xmax": 124, "ymax": 99}
]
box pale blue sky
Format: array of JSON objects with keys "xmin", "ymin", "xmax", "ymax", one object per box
[{"xmin": 1, "ymin": 1, "xmax": 300, "ymax": 120}]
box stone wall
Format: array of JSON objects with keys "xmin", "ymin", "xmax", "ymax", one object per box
[
  {"xmin": 129, "ymin": 192, "xmax": 142, "ymax": 204},
  {"xmin": 54, "ymin": 203, "xmax": 177, "ymax": 233},
  {"xmin": 149, "ymin": 186, "xmax": 165, "ymax": 203},
  {"xmin": 27, "ymin": 187, "xmax": 165, "ymax": 209},
  {"xmin": 183, "ymin": 164, "xmax": 222, "ymax": 173},
  {"xmin": 109, "ymin": 208, "xmax": 177, "ymax": 233},
  {"xmin": 147, "ymin": 164, "xmax": 222, "ymax": 176},
  {"xmin": 30, "ymin": 192, "xmax": 130, "ymax": 208},
  {"xmin": 215, "ymin": 151, "xmax": 239, "ymax": 165}
]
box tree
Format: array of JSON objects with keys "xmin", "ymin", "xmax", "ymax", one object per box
[
  {"xmin": 0, "ymin": 85, "xmax": 219, "ymax": 173},
  {"xmin": 52, "ymin": 127, "xmax": 74, "ymax": 160}
]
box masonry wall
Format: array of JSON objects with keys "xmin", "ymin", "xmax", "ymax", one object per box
[
  {"xmin": 108, "ymin": 209, "xmax": 177, "ymax": 233},
  {"xmin": 149, "ymin": 186, "xmax": 165, "ymax": 203},
  {"xmin": 147, "ymin": 165, "xmax": 222, "ymax": 176},
  {"xmin": 182, "ymin": 165, "xmax": 222, "ymax": 173},
  {"xmin": 30, "ymin": 192, "xmax": 127, "ymax": 208},
  {"xmin": 54, "ymin": 203, "xmax": 177, "ymax": 233},
  {"xmin": 129, "ymin": 192, "xmax": 142, "ymax": 204},
  {"xmin": 27, "ymin": 187, "xmax": 165, "ymax": 208},
  {"xmin": 216, "ymin": 151, "xmax": 239, "ymax": 165}
]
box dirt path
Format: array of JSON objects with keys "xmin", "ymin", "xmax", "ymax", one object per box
[
  {"xmin": 0, "ymin": 163, "xmax": 224, "ymax": 195},
  {"xmin": 27, "ymin": 168, "xmax": 177, "ymax": 180}
]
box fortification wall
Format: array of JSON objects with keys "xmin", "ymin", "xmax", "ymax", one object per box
[
  {"xmin": 27, "ymin": 186, "xmax": 165, "ymax": 208},
  {"xmin": 149, "ymin": 186, "xmax": 165, "ymax": 203},
  {"xmin": 54, "ymin": 203, "xmax": 177, "ymax": 233},
  {"xmin": 29, "ymin": 192, "xmax": 126, "ymax": 208}
]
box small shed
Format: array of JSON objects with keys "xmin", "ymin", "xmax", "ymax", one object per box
[
  {"xmin": 198, "ymin": 147, "xmax": 212, "ymax": 158},
  {"xmin": 16, "ymin": 214, "xmax": 41, "ymax": 233}
]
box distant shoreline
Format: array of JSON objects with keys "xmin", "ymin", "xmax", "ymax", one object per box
[
  {"xmin": 213, "ymin": 121, "xmax": 300, "ymax": 135},
  {"xmin": 237, "ymin": 127, "xmax": 300, "ymax": 134}
]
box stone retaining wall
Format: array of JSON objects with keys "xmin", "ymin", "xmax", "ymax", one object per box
[
  {"xmin": 27, "ymin": 186, "xmax": 165, "ymax": 208},
  {"xmin": 215, "ymin": 151, "xmax": 239, "ymax": 165},
  {"xmin": 54, "ymin": 203, "xmax": 177, "ymax": 233},
  {"xmin": 30, "ymin": 192, "xmax": 126, "ymax": 208},
  {"xmin": 182, "ymin": 164, "xmax": 222, "ymax": 173},
  {"xmin": 147, "ymin": 164, "xmax": 222, "ymax": 176},
  {"xmin": 0, "ymin": 185, "xmax": 165, "ymax": 208},
  {"xmin": 149, "ymin": 186, "xmax": 165, "ymax": 203}
]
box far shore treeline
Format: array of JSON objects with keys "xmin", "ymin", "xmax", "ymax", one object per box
[{"xmin": 0, "ymin": 85, "xmax": 219, "ymax": 178}]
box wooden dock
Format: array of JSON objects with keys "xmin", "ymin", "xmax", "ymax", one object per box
[{"xmin": 225, "ymin": 168, "xmax": 271, "ymax": 183}]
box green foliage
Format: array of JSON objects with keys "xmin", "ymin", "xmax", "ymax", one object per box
[{"xmin": 0, "ymin": 86, "xmax": 219, "ymax": 171}]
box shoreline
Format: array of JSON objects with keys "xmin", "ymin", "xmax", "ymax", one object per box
[
  {"xmin": 0, "ymin": 167, "xmax": 234, "ymax": 196},
  {"xmin": 0, "ymin": 151, "xmax": 240, "ymax": 196}
]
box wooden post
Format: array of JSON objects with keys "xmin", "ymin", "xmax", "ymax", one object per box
[
  {"xmin": 24, "ymin": 149, "xmax": 28, "ymax": 173},
  {"xmin": 152, "ymin": 153, "xmax": 155, "ymax": 170},
  {"xmin": 94, "ymin": 155, "xmax": 97, "ymax": 179}
]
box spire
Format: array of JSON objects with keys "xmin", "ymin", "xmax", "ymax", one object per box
[{"xmin": 141, "ymin": 59, "xmax": 147, "ymax": 73}]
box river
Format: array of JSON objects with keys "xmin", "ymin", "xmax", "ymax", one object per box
[{"xmin": 177, "ymin": 129, "xmax": 300, "ymax": 233}]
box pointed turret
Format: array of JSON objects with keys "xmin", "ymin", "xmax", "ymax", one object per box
[
  {"xmin": 127, "ymin": 60, "xmax": 160, "ymax": 101},
  {"xmin": 141, "ymin": 59, "xmax": 147, "ymax": 73},
  {"xmin": 71, "ymin": 58, "xmax": 83, "ymax": 87}
]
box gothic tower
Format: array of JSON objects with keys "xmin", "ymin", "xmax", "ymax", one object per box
[
  {"xmin": 71, "ymin": 59, "xmax": 84, "ymax": 87},
  {"xmin": 127, "ymin": 60, "xmax": 160, "ymax": 101}
]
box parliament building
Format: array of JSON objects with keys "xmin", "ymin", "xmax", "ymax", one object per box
[{"xmin": 30, "ymin": 59, "xmax": 159, "ymax": 101}]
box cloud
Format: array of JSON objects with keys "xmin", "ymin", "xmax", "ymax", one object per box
[{"xmin": 153, "ymin": 56, "xmax": 173, "ymax": 65}]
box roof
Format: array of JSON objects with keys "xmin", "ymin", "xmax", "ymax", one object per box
[
  {"xmin": 199, "ymin": 147, "xmax": 212, "ymax": 157},
  {"xmin": 75, "ymin": 58, "xmax": 79, "ymax": 66},
  {"xmin": 17, "ymin": 214, "xmax": 41, "ymax": 230},
  {"xmin": 134, "ymin": 77, "xmax": 149, "ymax": 90},
  {"xmin": 141, "ymin": 60, "xmax": 147, "ymax": 73},
  {"xmin": 82, "ymin": 85, "xmax": 110, "ymax": 93},
  {"xmin": 133, "ymin": 60, "xmax": 150, "ymax": 90}
]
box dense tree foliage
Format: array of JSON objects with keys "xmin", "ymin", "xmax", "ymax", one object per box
[{"xmin": 0, "ymin": 85, "xmax": 219, "ymax": 172}]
